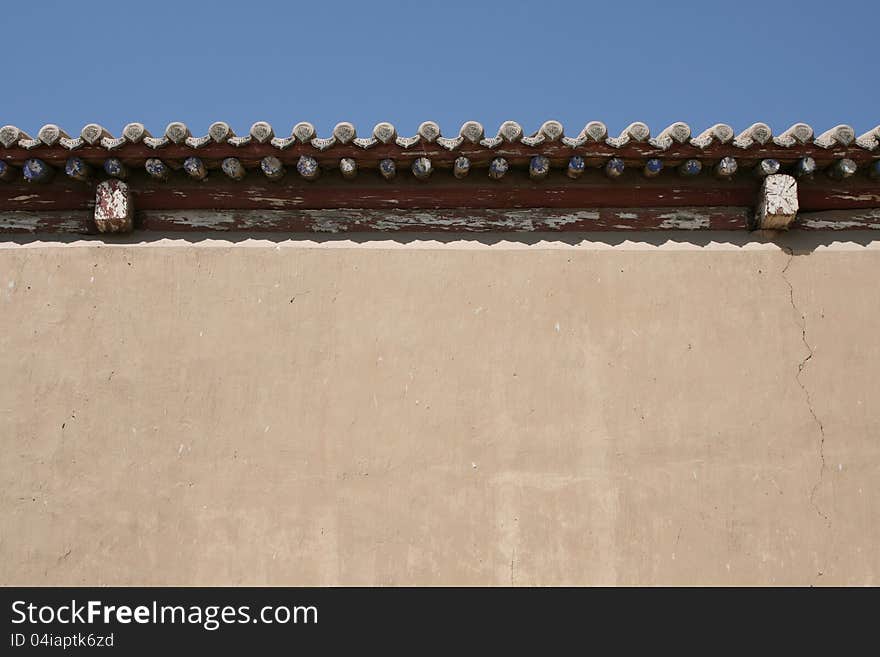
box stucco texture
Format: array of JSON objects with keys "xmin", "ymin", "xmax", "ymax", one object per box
[{"xmin": 1, "ymin": 233, "xmax": 878, "ymax": 585}]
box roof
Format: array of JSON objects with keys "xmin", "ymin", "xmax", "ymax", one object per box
[
  {"xmin": 1, "ymin": 120, "xmax": 878, "ymax": 235},
  {"xmin": 1, "ymin": 120, "xmax": 877, "ymax": 152}
]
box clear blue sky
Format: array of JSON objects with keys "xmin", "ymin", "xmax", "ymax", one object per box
[{"xmin": 4, "ymin": 0, "xmax": 877, "ymax": 139}]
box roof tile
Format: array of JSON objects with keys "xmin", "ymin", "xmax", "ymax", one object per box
[{"xmin": 0, "ymin": 121, "xmax": 876, "ymax": 154}]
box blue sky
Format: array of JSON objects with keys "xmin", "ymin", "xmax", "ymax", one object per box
[{"xmin": 4, "ymin": 0, "xmax": 877, "ymax": 139}]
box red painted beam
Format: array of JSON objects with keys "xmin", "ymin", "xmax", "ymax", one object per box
[
  {"xmin": 1, "ymin": 170, "xmax": 878, "ymax": 213},
  {"xmin": 2, "ymin": 142, "xmax": 878, "ymax": 169},
  {"xmin": 0, "ymin": 207, "xmax": 751, "ymax": 234}
]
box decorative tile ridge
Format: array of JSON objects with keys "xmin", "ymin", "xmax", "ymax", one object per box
[
  {"xmin": 814, "ymin": 124, "xmax": 856, "ymax": 149},
  {"xmin": 855, "ymin": 125, "xmax": 880, "ymax": 151},
  {"xmin": 773, "ymin": 123, "xmax": 814, "ymax": 147},
  {"xmin": 733, "ymin": 123, "xmax": 773, "ymax": 149},
  {"xmin": 3, "ymin": 121, "xmax": 879, "ymax": 152},
  {"xmin": 690, "ymin": 124, "xmax": 735, "ymax": 149}
]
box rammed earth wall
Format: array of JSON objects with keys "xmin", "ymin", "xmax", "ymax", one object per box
[{"xmin": 1, "ymin": 232, "xmax": 878, "ymax": 585}]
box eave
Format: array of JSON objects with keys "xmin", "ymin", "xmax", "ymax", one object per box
[{"xmin": 1, "ymin": 120, "xmax": 879, "ymax": 234}]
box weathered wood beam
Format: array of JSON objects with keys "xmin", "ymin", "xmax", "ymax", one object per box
[
  {"xmin": 1, "ymin": 171, "xmax": 878, "ymax": 213},
  {"xmin": 103, "ymin": 158, "xmax": 128, "ymax": 180},
  {"xmin": 793, "ymin": 157, "xmax": 817, "ymax": 178},
  {"xmin": 0, "ymin": 211, "xmax": 92, "ymax": 233},
  {"xmin": 714, "ymin": 157, "xmax": 738, "ymax": 179},
  {"xmin": 5, "ymin": 205, "xmax": 880, "ymax": 234},
  {"xmin": 678, "ymin": 159, "xmax": 702, "ymax": 176},
  {"xmin": 23, "ymin": 159, "xmax": 53, "ymax": 183},
  {"xmin": 754, "ymin": 159, "xmax": 781, "ymax": 178},
  {"xmin": 0, "ymin": 207, "xmax": 748, "ymax": 234},
  {"xmin": 64, "ymin": 157, "xmax": 92, "ymax": 182},
  {"xmin": 135, "ymin": 207, "xmax": 749, "ymax": 232},
  {"xmin": 828, "ymin": 158, "xmax": 857, "ymax": 180},
  {"xmin": 296, "ymin": 156, "xmax": 320, "ymax": 181},
  {"xmin": 379, "ymin": 159, "xmax": 396, "ymax": 181},
  {"xmin": 411, "ymin": 157, "xmax": 433, "ymax": 181},
  {"xmin": 566, "ymin": 156, "xmax": 585, "ymax": 179},
  {"xmin": 183, "ymin": 157, "xmax": 208, "ymax": 181},
  {"xmin": 529, "ymin": 156, "xmax": 550, "ymax": 181},
  {"xmin": 0, "ymin": 160, "xmax": 17, "ymax": 182},
  {"xmin": 605, "ymin": 158, "xmax": 625, "ymax": 178},
  {"xmin": 797, "ymin": 208, "xmax": 880, "ymax": 230},
  {"xmin": 339, "ymin": 158, "xmax": 357, "ymax": 180},
  {"xmin": 221, "ymin": 157, "xmax": 247, "ymax": 181},
  {"xmin": 94, "ymin": 180, "xmax": 133, "ymax": 233},
  {"xmin": 643, "ymin": 158, "xmax": 663, "ymax": 178},
  {"xmin": 260, "ymin": 156, "xmax": 285, "ymax": 181},
  {"xmin": 488, "ymin": 158, "xmax": 508, "ymax": 180},
  {"xmin": 754, "ymin": 174, "xmax": 798, "ymax": 230},
  {"xmin": 145, "ymin": 158, "xmax": 170, "ymax": 181}
]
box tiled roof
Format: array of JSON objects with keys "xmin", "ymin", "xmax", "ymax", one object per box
[
  {"xmin": 1, "ymin": 120, "xmax": 878, "ymax": 152},
  {"xmin": 2, "ymin": 119, "xmax": 878, "ymax": 234}
]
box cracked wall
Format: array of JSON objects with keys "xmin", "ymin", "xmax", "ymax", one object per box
[
  {"xmin": 781, "ymin": 249, "xmax": 829, "ymax": 529},
  {"xmin": 1, "ymin": 234, "xmax": 879, "ymax": 585}
]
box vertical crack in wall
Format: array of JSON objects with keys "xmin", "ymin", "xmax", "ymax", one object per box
[
  {"xmin": 510, "ymin": 547, "xmax": 517, "ymax": 586},
  {"xmin": 781, "ymin": 249, "xmax": 830, "ymax": 528}
]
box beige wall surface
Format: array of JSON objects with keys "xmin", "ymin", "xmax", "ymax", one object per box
[{"xmin": 1, "ymin": 232, "xmax": 878, "ymax": 586}]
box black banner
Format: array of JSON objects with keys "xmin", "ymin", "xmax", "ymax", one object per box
[{"xmin": 0, "ymin": 587, "xmax": 872, "ymax": 653}]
